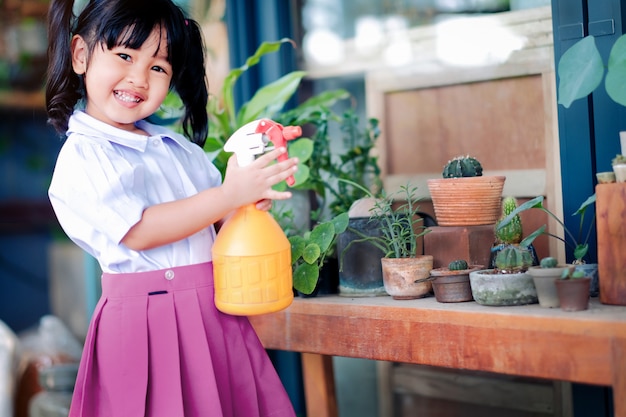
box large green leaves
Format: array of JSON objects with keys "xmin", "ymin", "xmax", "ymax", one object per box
[
  {"xmin": 606, "ymin": 34, "xmax": 626, "ymax": 106},
  {"xmin": 289, "ymin": 212, "xmax": 349, "ymax": 294},
  {"xmin": 557, "ymin": 33, "xmax": 626, "ymax": 108},
  {"xmin": 557, "ymin": 36, "xmax": 604, "ymax": 108}
]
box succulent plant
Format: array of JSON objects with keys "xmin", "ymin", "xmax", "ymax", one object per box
[
  {"xmin": 495, "ymin": 197, "xmax": 522, "ymax": 244},
  {"xmin": 448, "ymin": 259, "xmax": 469, "ymax": 271},
  {"xmin": 612, "ymin": 154, "xmax": 626, "ymax": 166},
  {"xmin": 560, "ymin": 267, "xmax": 586, "ymax": 280},
  {"xmin": 539, "ymin": 257, "xmax": 558, "ymax": 268},
  {"xmin": 494, "ymin": 245, "xmax": 533, "ymax": 274},
  {"xmin": 442, "ymin": 155, "xmax": 483, "ymax": 178}
]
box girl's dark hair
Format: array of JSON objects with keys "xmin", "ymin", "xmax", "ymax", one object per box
[{"xmin": 46, "ymin": 0, "xmax": 208, "ymax": 146}]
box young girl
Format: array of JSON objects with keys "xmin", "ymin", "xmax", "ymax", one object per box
[{"xmin": 45, "ymin": 0, "xmax": 298, "ymax": 416}]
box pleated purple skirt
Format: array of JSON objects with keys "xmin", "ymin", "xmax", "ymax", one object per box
[{"xmin": 69, "ymin": 262, "xmax": 296, "ymax": 417}]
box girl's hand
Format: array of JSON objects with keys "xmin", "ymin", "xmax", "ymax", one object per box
[
  {"xmin": 255, "ymin": 199, "xmax": 272, "ymax": 211},
  {"xmin": 221, "ymin": 147, "xmax": 298, "ymax": 208}
]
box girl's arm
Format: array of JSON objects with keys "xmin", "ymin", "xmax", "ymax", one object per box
[{"xmin": 121, "ymin": 147, "xmax": 297, "ymax": 251}]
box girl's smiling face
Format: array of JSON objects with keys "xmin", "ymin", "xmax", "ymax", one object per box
[{"xmin": 71, "ymin": 26, "xmax": 172, "ymax": 134}]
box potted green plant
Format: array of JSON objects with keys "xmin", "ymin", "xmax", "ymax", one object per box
[
  {"xmin": 426, "ymin": 155, "xmax": 506, "ymax": 226},
  {"xmin": 555, "ymin": 266, "xmax": 591, "ymax": 312},
  {"xmin": 287, "ymin": 212, "xmax": 349, "ymax": 296},
  {"xmin": 469, "ymin": 244, "xmax": 538, "ymax": 306},
  {"xmin": 340, "ymin": 183, "xmax": 433, "ymax": 300},
  {"xmin": 489, "ymin": 196, "xmax": 539, "ymax": 268},
  {"xmin": 612, "ymin": 154, "xmax": 626, "ymax": 183},
  {"xmin": 496, "ymin": 193, "xmax": 598, "ymax": 294},
  {"xmin": 527, "ymin": 256, "xmax": 569, "ymax": 308},
  {"xmin": 429, "ymin": 259, "xmax": 483, "ymax": 303}
]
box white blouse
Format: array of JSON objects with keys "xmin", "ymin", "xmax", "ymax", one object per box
[{"xmin": 48, "ymin": 111, "xmax": 222, "ymax": 273}]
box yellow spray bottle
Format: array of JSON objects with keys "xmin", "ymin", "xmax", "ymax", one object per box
[{"xmin": 212, "ymin": 119, "xmax": 301, "ymax": 316}]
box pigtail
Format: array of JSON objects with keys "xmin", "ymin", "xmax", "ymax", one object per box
[
  {"xmin": 46, "ymin": 0, "xmax": 82, "ymax": 134},
  {"xmin": 174, "ymin": 18, "xmax": 209, "ymax": 147}
]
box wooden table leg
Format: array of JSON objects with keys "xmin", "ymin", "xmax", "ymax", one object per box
[{"xmin": 301, "ymin": 353, "xmax": 338, "ymax": 417}]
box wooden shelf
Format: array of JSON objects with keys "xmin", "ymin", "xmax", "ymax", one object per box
[{"xmin": 0, "ymin": 90, "xmax": 46, "ymax": 110}]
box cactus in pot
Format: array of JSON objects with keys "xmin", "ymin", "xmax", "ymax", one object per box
[
  {"xmin": 490, "ymin": 196, "xmax": 538, "ymax": 268},
  {"xmin": 448, "ymin": 259, "xmax": 469, "ymax": 271},
  {"xmin": 495, "ymin": 197, "xmax": 522, "ymax": 245},
  {"xmin": 430, "ymin": 259, "xmax": 482, "ymax": 303},
  {"xmin": 540, "ymin": 256, "xmax": 558, "ymax": 268},
  {"xmin": 442, "ymin": 155, "xmax": 483, "ymax": 178},
  {"xmin": 494, "ymin": 245, "xmax": 533, "ymax": 274},
  {"xmin": 427, "ymin": 155, "xmax": 506, "ymax": 226},
  {"xmin": 527, "ymin": 256, "xmax": 568, "ymax": 309},
  {"xmin": 469, "ymin": 243, "xmax": 538, "ymax": 306}
]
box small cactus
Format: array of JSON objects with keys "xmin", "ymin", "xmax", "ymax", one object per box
[
  {"xmin": 495, "ymin": 245, "xmax": 533, "ymax": 273},
  {"xmin": 442, "ymin": 155, "xmax": 483, "ymax": 178},
  {"xmin": 540, "ymin": 257, "xmax": 558, "ymax": 268},
  {"xmin": 495, "ymin": 197, "xmax": 522, "ymax": 244},
  {"xmin": 612, "ymin": 154, "xmax": 626, "ymax": 166},
  {"xmin": 448, "ymin": 259, "xmax": 469, "ymax": 270}
]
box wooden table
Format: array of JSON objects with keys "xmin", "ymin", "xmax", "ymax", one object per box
[{"xmin": 250, "ymin": 296, "xmax": 626, "ymax": 417}]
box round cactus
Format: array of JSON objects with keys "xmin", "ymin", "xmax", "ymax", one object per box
[
  {"xmin": 540, "ymin": 257, "xmax": 558, "ymax": 268},
  {"xmin": 448, "ymin": 259, "xmax": 469, "ymax": 271},
  {"xmin": 495, "ymin": 197, "xmax": 522, "ymax": 244},
  {"xmin": 442, "ymin": 155, "xmax": 483, "ymax": 178},
  {"xmin": 495, "ymin": 245, "xmax": 533, "ymax": 273}
]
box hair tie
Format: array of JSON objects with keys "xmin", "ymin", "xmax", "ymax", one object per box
[{"xmin": 185, "ymin": 19, "xmax": 189, "ymax": 26}]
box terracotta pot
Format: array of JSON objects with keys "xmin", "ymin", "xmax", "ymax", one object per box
[
  {"xmin": 574, "ymin": 263, "xmax": 599, "ymax": 297},
  {"xmin": 427, "ymin": 176, "xmax": 506, "ymax": 226},
  {"xmin": 555, "ymin": 277, "xmax": 591, "ymax": 311},
  {"xmin": 429, "ymin": 265, "xmax": 483, "ymax": 303},
  {"xmin": 469, "ymin": 269, "xmax": 538, "ymax": 306},
  {"xmin": 527, "ymin": 265, "xmax": 570, "ymax": 308},
  {"xmin": 381, "ymin": 256, "xmax": 433, "ymax": 300}
]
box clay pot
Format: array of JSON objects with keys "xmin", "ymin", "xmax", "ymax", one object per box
[
  {"xmin": 527, "ymin": 265, "xmax": 570, "ymax": 308},
  {"xmin": 555, "ymin": 277, "xmax": 591, "ymax": 311},
  {"xmin": 381, "ymin": 256, "xmax": 433, "ymax": 300},
  {"xmin": 469, "ymin": 269, "xmax": 538, "ymax": 306},
  {"xmin": 427, "ymin": 176, "xmax": 506, "ymax": 226},
  {"xmin": 430, "ymin": 265, "xmax": 483, "ymax": 303}
]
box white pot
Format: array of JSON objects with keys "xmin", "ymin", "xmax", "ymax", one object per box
[{"xmin": 613, "ymin": 164, "xmax": 626, "ymax": 183}]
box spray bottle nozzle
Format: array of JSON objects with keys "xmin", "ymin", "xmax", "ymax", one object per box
[{"xmin": 224, "ymin": 119, "xmax": 302, "ymax": 186}]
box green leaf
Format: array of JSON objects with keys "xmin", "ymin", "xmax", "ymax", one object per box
[
  {"xmin": 293, "ymin": 263, "xmax": 319, "ymax": 295},
  {"xmin": 519, "ymin": 225, "xmax": 546, "ymax": 248},
  {"xmin": 574, "ymin": 243, "xmax": 589, "ymax": 261},
  {"xmin": 289, "ymin": 236, "xmax": 306, "ymax": 263},
  {"xmin": 291, "ymin": 164, "xmax": 310, "ymax": 187},
  {"xmin": 220, "ymin": 39, "xmax": 294, "ymax": 125},
  {"xmin": 557, "ymin": 36, "xmax": 604, "ymax": 108},
  {"xmin": 239, "ymin": 71, "xmax": 307, "ymax": 124},
  {"xmin": 606, "ymin": 34, "xmax": 626, "ymax": 106},
  {"xmin": 573, "ymin": 193, "xmax": 596, "ymax": 216},
  {"xmin": 302, "ymin": 243, "xmax": 322, "ymax": 264},
  {"xmin": 330, "ymin": 212, "xmax": 349, "ymax": 234},
  {"xmin": 309, "ymin": 222, "xmax": 336, "ymax": 253},
  {"xmin": 496, "ymin": 196, "xmax": 545, "ymax": 230},
  {"xmin": 288, "ymin": 138, "xmax": 314, "ymax": 163}
]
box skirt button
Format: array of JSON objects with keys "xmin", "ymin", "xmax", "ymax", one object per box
[{"xmin": 165, "ymin": 270, "xmax": 175, "ymax": 280}]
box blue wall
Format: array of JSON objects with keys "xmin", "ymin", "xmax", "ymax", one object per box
[{"xmin": 0, "ymin": 108, "xmax": 61, "ymax": 333}]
